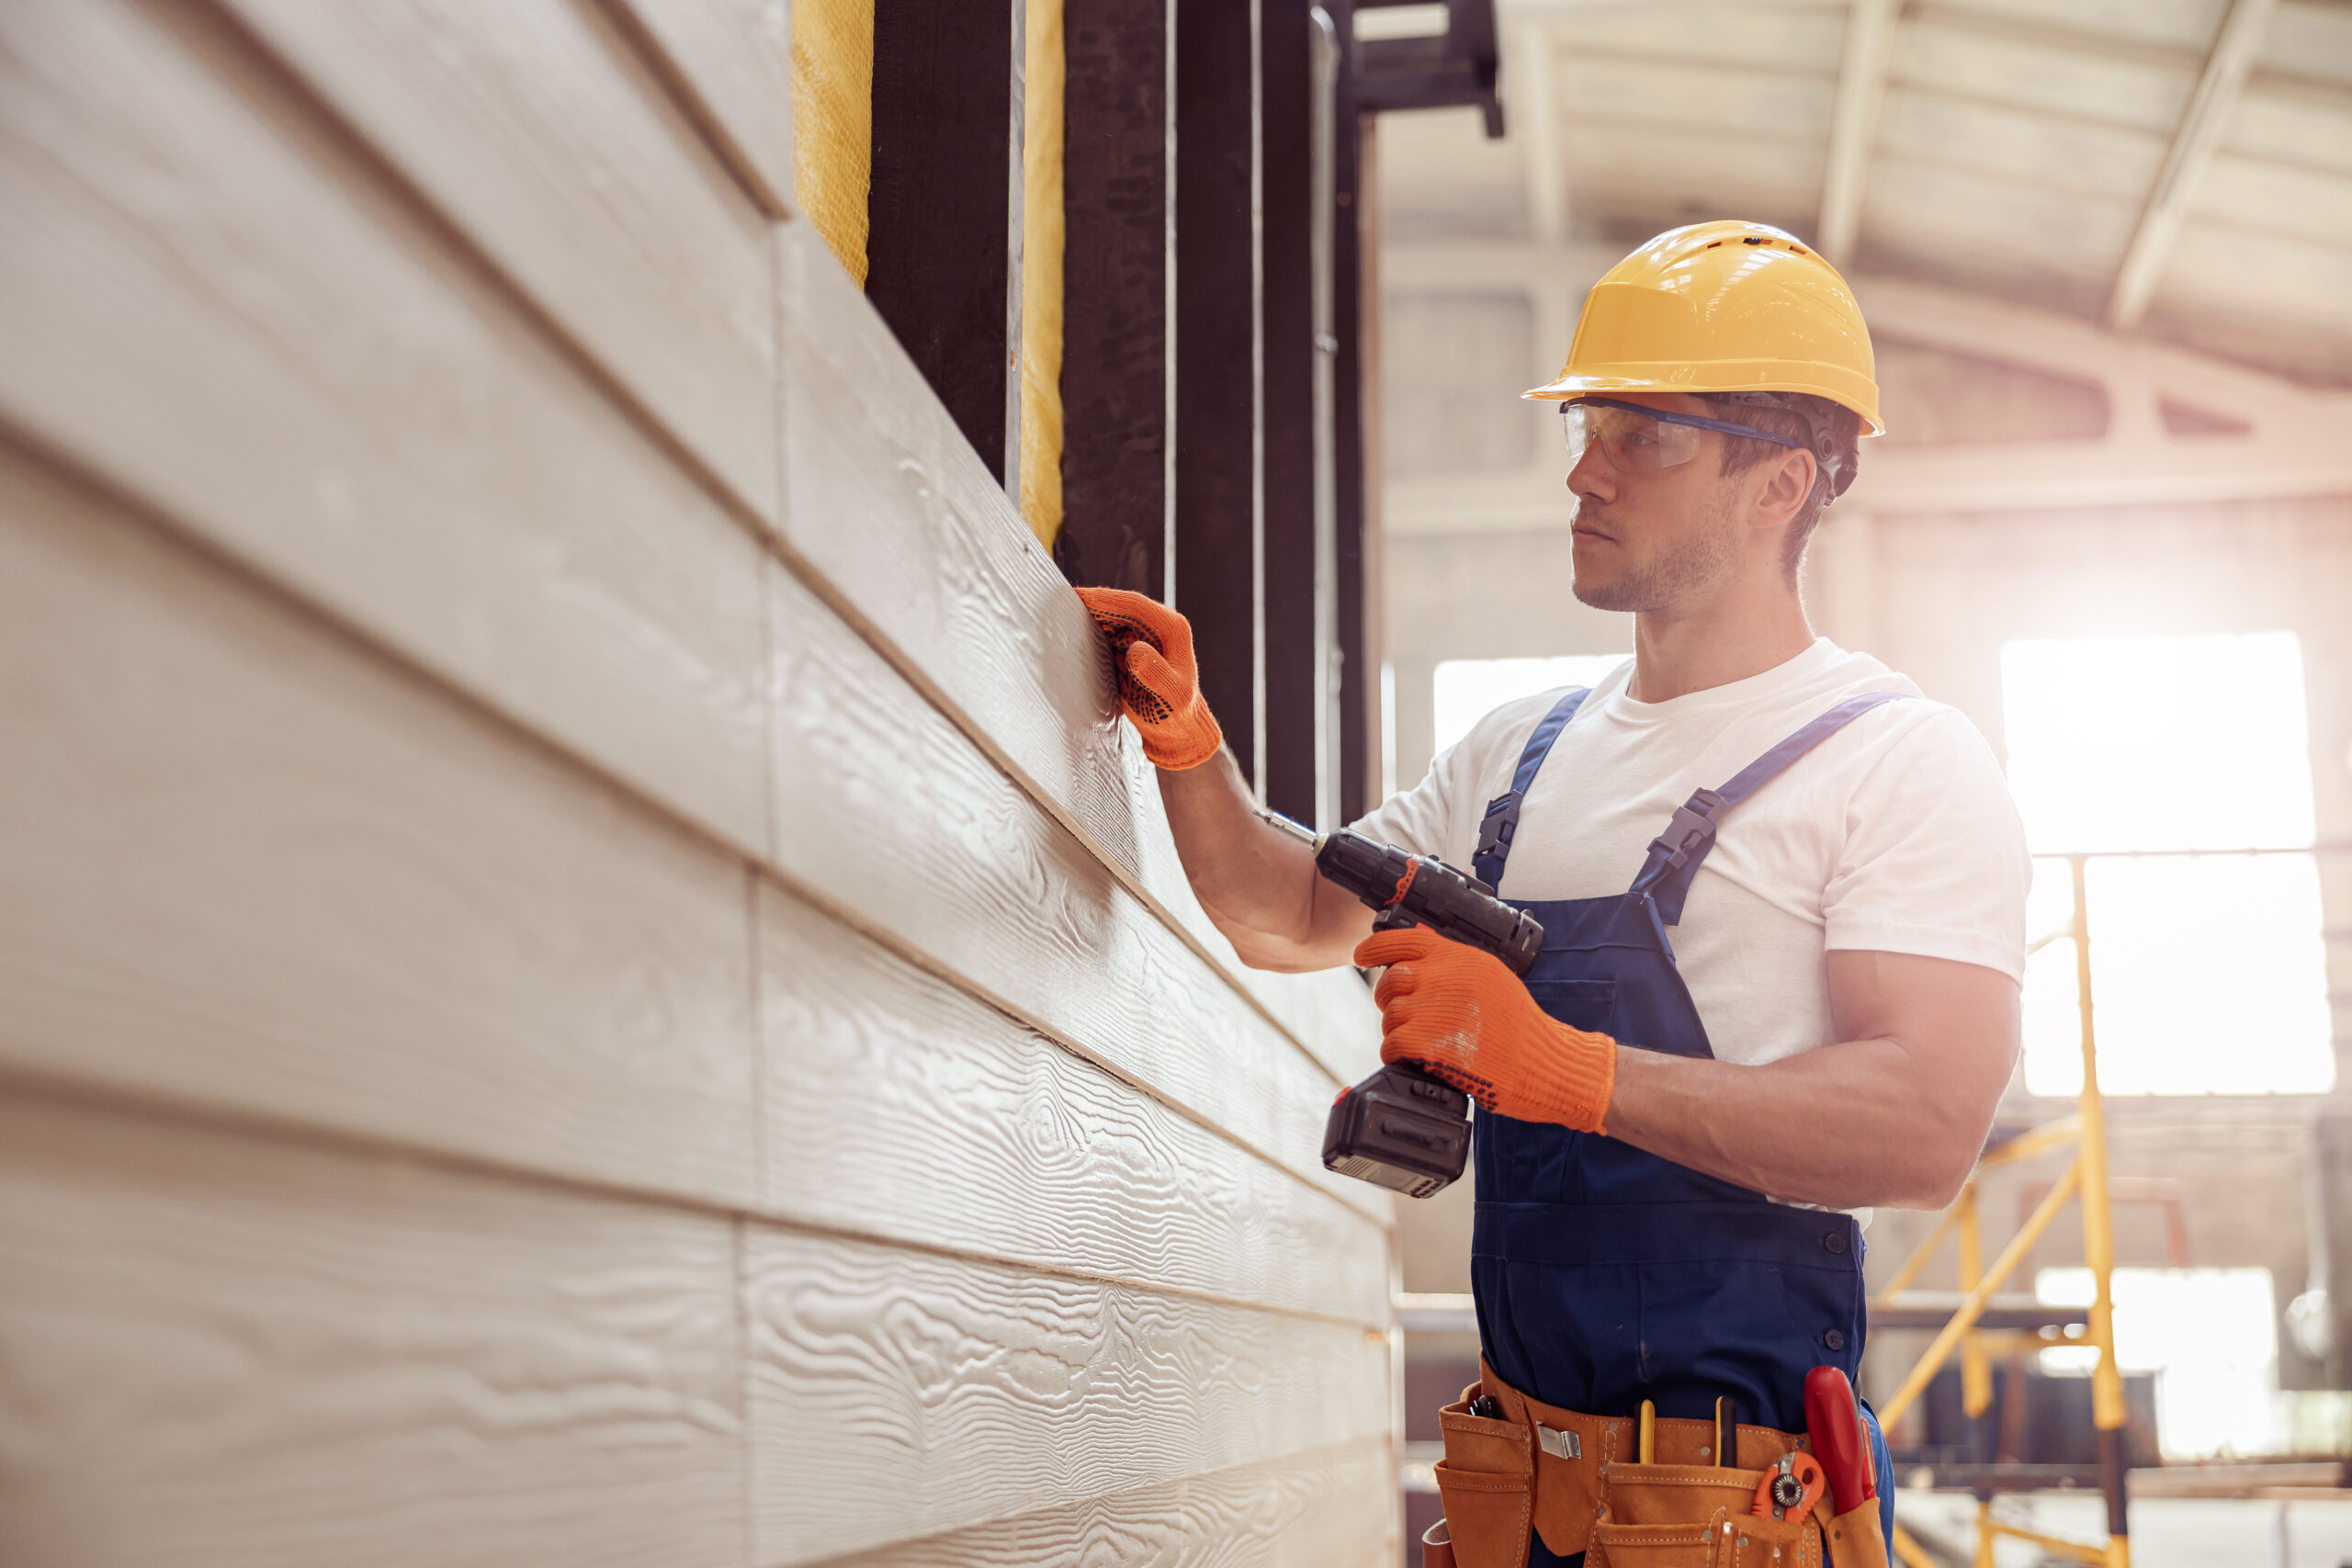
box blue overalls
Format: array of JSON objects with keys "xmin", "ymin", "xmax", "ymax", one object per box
[{"xmin": 1466, "ymin": 688, "xmax": 1904, "ymax": 1562}]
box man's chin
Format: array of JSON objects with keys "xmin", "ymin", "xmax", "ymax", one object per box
[{"xmin": 1570, "ymin": 570, "xmax": 1639, "ymax": 613}]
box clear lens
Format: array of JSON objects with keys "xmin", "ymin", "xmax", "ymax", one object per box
[{"xmin": 1560, "ymin": 401, "xmax": 1705, "ymax": 472}]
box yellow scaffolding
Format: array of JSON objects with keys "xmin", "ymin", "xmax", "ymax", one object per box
[{"xmin": 1875, "ymin": 854, "xmax": 2131, "ymax": 1568}]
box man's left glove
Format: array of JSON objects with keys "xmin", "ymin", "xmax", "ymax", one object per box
[
  {"xmin": 1354, "ymin": 926, "xmax": 1618, "ymax": 1133},
  {"xmin": 1074, "ymin": 587, "xmax": 1225, "ymax": 771}
]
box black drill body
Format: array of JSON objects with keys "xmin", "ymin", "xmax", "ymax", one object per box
[{"xmin": 1312, "ymin": 827, "xmax": 1545, "ymax": 1198}]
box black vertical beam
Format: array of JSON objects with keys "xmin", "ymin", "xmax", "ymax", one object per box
[
  {"xmin": 1329, "ymin": 0, "xmax": 1378, "ymax": 822},
  {"xmin": 1260, "ymin": 1, "xmax": 1319, "ymax": 825},
  {"xmin": 1173, "ymin": 0, "xmax": 1264, "ymax": 790},
  {"xmin": 867, "ymin": 0, "xmax": 1018, "ymax": 482},
  {"xmin": 1057, "ymin": 0, "xmax": 1173, "ymax": 594}
]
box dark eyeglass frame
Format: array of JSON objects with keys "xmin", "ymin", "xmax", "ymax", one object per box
[{"xmin": 1561, "ymin": 396, "xmax": 1804, "ymax": 452}]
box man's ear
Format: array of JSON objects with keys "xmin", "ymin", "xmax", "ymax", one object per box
[{"xmin": 1748, "ymin": 447, "xmax": 1818, "ymax": 531}]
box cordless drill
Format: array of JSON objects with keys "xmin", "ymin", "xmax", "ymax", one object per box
[{"xmin": 1262, "ymin": 815, "xmax": 1545, "ymax": 1198}]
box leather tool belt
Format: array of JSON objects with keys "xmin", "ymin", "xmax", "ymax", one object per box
[{"xmin": 1424, "ymin": 1361, "xmax": 1891, "ymax": 1568}]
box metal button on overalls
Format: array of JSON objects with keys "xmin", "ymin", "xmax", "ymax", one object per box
[{"xmin": 1465, "ymin": 689, "xmax": 1906, "ymax": 1563}]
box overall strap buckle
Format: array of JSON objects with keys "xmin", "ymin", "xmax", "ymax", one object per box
[
  {"xmin": 1472, "ymin": 790, "xmax": 1522, "ymax": 893},
  {"xmin": 1475, "ymin": 790, "xmax": 1522, "ymax": 863},
  {"xmin": 1647, "ymin": 788, "xmax": 1726, "ymax": 874}
]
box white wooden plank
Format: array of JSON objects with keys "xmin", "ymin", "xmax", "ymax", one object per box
[
  {"xmin": 0, "ymin": 0, "xmax": 770, "ymax": 856},
  {"xmin": 755, "ymin": 881, "xmax": 1388, "ymax": 1324},
  {"xmin": 0, "ymin": 441, "xmax": 759, "ymax": 1209},
  {"xmin": 612, "ymin": 0, "xmax": 797, "ymax": 218},
  {"xmin": 743, "ymin": 1228, "xmax": 1395, "ymax": 1565},
  {"xmin": 0, "ymin": 1094, "xmax": 745, "ymax": 1568},
  {"xmin": 1107, "ymin": 730, "xmax": 1385, "ymax": 1090},
  {"xmin": 761, "ymin": 557, "xmax": 1387, "ymax": 1223},
  {"xmin": 775, "ymin": 217, "xmax": 1138, "ymax": 870},
  {"xmin": 775, "ymin": 218, "xmax": 1383, "ymax": 1093},
  {"xmin": 805, "ymin": 1438, "xmax": 1397, "ymax": 1568},
  {"xmin": 220, "ymin": 0, "xmax": 778, "ymax": 519}
]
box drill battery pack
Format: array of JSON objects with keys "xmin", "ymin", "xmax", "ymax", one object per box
[{"xmin": 1320, "ymin": 1064, "xmax": 1472, "ymax": 1199}]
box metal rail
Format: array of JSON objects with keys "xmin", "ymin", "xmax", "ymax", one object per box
[
  {"xmin": 1883, "ymin": 841, "xmax": 2352, "ymax": 1567},
  {"xmin": 1873, "ymin": 852, "xmax": 2133, "ymax": 1568}
]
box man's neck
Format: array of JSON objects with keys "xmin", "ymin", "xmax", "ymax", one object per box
[{"xmin": 1625, "ymin": 579, "xmax": 1816, "ymax": 704}]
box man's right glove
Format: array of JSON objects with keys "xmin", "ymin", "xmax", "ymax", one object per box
[
  {"xmin": 1074, "ymin": 587, "xmax": 1225, "ymax": 771},
  {"xmin": 1355, "ymin": 925, "xmax": 1618, "ymax": 1133}
]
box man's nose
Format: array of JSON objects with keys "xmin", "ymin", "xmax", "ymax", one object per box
[{"xmin": 1568, "ymin": 446, "xmax": 1615, "ymax": 506}]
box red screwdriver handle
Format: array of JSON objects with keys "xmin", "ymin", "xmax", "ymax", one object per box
[{"xmin": 1804, "ymin": 1365, "xmax": 1873, "ymax": 1516}]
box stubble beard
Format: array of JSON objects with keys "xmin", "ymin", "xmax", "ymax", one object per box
[{"xmin": 1570, "ymin": 491, "xmax": 1743, "ymax": 614}]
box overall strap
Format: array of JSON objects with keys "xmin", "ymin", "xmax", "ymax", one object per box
[
  {"xmin": 1472, "ymin": 687, "xmax": 1590, "ymax": 891},
  {"xmin": 1631, "ymin": 692, "xmax": 1913, "ymax": 925}
]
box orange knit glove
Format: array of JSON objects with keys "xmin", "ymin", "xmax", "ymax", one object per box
[
  {"xmin": 1355, "ymin": 926, "xmax": 1618, "ymax": 1133},
  {"xmin": 1074, "ymin": 587, "xmax": 1225, "ymax": 771}
]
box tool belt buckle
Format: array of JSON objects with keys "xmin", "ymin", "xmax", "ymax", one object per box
[{"xmin": 1535, "ymin": 1422, "xmax": 1580, "ymax": 1461}]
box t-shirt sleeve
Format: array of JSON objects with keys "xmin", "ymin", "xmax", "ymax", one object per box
[
  {"xmin": 1823, "ymin": 708, "xmax": 2032, "ymax": 982},
  {"xmin": 1351, "ymin": 741, "xmax": 1462, "ymax": 862}
]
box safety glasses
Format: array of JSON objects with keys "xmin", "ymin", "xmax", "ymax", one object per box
[{"xmin": 1560, "ymin": 397, "xmax": 1803, "ymax": 473}]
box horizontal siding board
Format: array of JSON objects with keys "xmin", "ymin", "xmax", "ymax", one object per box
[
  {"xmin": 612, "ymin": 0, "xmax": 797, "ymax": 219},
  {"xmin": 775, "ymin": 219, "xmax": 1137, "ymax": 868},
  {"xmin": 743, "ymin": 1228, "xmax": 1394, "ymax": 1565},
  {"xmin": 756, "ymin": 881, "xmax": 1389, "ymax": 1324},
  {"xmin": 1108, "ymin": 738, "xmax": 1385, "ymax": 1088},
  {"xmin": 220, "ymin": 0, "xmax": 779, "ymax": 520},
  {"xmin": 778, "ymin": 218, "xmax": 1383, "ymax": 1092},
  {"xmin": 763, "ymin": 558, "xmax": 1387, "ymax": 1222},
  {"xmin": 0, "ymin": 1094, "xmax": 746, "ymax": 1568},
  {"xmin": 0, "ymin": 442, "xmax": 760, "ymax": 1209},
  {"xmin": 0, "ymin": 0, "xmax": 770, "ymax": 856},
  {"xmin": 806, "ymin": 1438, "xmax": 1398, "ymax": 1568}
]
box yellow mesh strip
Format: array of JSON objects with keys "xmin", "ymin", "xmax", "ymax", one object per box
[
  {"xmin": 792, "ymin": 0, "xmax": 873, "ymax": 284},
  {"xmin": 1018, "ymin": 0, "xmax": 1065, "ymax": 549}
]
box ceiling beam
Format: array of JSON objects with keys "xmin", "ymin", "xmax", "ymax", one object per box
[
  {"xmin": 2105, "ymin": 0, "xmax": 2278, "ymax": 330},
  {"xmin": 1817, "ymin": 0, "xmax": 1899, "ymax": 269},
  {"xmin": 1513, "ymin": 13, "xmax": 1566, "ymax": 243}
]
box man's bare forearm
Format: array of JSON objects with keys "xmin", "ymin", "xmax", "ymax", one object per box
[
  {"xmin": 1155, "ymin": 748, "xmax": 1371, "ymax": 971},
  {"xmin": 1602, "ymin": 951, "xmax": 2019, "ymax": 1210}
]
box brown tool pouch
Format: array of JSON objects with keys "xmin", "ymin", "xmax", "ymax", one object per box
[
  {"xmin": 1429, "ymin": 1362, "xmax": 1892, "ymax": 1568},
  {"xmin": 1819, "ymin": 1498, "xmax": 1892, "ymax": 1568}
]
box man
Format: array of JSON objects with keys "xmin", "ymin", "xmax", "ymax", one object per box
[{"xmin": 1079, "ymin": 221, "xmax": 2028, "ymax": 1565}]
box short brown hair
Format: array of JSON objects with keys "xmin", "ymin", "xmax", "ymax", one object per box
[{"xmin": 1701, "ymin": 392, "xmax": 1861, "ymax": 581}]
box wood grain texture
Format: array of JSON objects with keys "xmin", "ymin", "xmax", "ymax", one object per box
[
  {"xmin": 743, "ymin": 1228, "xmax": 1394, "ymax": 1565},
  {"xmin": 755, "ymin": 880, "xmax": 1388, "ymax": 1324},
  {"xmin": 0, "ymin": 1094, "xmax": 745, "ymax": 1568},
  {"xmin": 609, "ymin": 0, "xmax": 797, "ymax": 219},
  {"xmin": 778, "ymin": 216, "xmax": 1385, "ymax": 1094},
  {"xmin": 777, "ymin": 216, "xmax": 1139, "ymax": 872},
  {"xmin": 0, "ymin": 0, "xmax": 770, "ymax": 856},
  {"xmin": 763, "ymin": 557, "xmax": 1386, "ymax": 1223},
  {"xmin": 220, "ymin": 0, "xmax": 779, "ymax": 519},
  {"xmin": 1107, "ymin": 733, "xmax": 1386, "ymax": 1092},
  {"xmin": 0, "ymin": 442, "xmax": 759, "ymax": 1209},
  {"xmin": 807, "ymin": 1438, "xmax": 1398, "ymax": 1568}
]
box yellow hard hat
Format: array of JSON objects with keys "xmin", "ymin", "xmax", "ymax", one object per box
[{"xmin": 1526, "ymin": 220, "xmax": 1883, "ymax": 436}]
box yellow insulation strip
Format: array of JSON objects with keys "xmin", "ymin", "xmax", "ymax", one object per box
[
  {"xmin": 1019, "ymin": 0, "xmax": 1066, "ymax": 549},
  {"xmin": 792, "ymin": 0, "xmax": 874, "ymax": 284}
]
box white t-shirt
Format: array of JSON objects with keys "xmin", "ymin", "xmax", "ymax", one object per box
[{"xmin": 1355, "ymin": 638, "xmax": 2030, "ymax": 1076}]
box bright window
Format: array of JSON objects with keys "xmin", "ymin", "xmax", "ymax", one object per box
[
  {"xmin": 2002, "ymin": 632, "xmax": 2332, "ymax": 1096},
  {"xmin": 1432, "ymin": 655, "xmax": 1627, "ymax": 757},
  {"xmin": 2038, "ymin": 1267, "xmax": 2284, "ymax": 1461}
]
